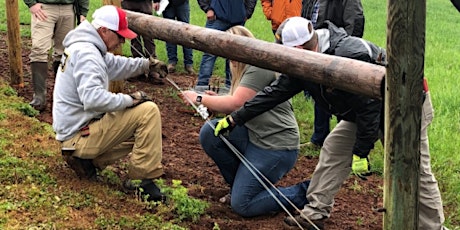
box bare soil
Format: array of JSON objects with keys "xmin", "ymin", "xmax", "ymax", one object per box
[{"xmin": 1, "ymin": 33, "xmax": 384, "ymax": 229}]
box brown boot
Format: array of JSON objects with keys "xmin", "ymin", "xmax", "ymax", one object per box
[{"xmin": 29, "ymin": 62, "xmax": 48, "ymax": 111}]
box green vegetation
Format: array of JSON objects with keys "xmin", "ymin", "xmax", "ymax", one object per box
[{"xmin": 0, "ymin": 0, "xmax": 459, "ymax": 228}]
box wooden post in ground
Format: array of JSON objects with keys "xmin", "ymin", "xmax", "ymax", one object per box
[
  {"xmin": 126, "ymin": 11, "xmax": 386, "ymax": 100},
  {"xmin": 6, "ymin": 0, "xmax": 24, "ymax": 87},
  {"xmin": 384, "ymin": 0, "xmax": 425, "ymax": 229},
  {"xmin": 103, "ymin": 0, "xmax": 125, "ymax": 93}
]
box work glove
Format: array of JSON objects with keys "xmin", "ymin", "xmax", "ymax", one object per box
[
  {"xmin": 352, "ymin": 154, "xmax": 371, "ymax": 180},
  {"xmin": 149, "ymin": 57, "xmax": 168, "ymax": 78},
  {"xmin": 128, "ymin": 91, "xmax": 152, "ymax": 108},
  {"xmin": 214, "ymin": 116, "xmax": 235, "ymax": 136}
]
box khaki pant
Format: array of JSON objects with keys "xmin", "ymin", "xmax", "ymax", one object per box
[
  {"xmin": 302, "ymin": 93, "xmax": 446, "ymax": 229},
  {"xmin": 62, "ymin": 102, "xmax": 164, "ymax": 180},
  {"xmin": 30, "ymin": 4, "xmax": 74, "ymax": 63}
]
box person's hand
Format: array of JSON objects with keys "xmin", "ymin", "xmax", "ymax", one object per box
[
  {"xmin": 206, "ymin": 10, "xmax": 216, "ymax": 20},
  {"xmin": 30, "ymin": 3, "xmax": 47, "ymax": 21},
  {"xmin": 80, "ymin": 15, "xmax": 86, "ymax": 23},
  {"xmin": 180, "ymin": 90, "xmax": 199, "ymax": 105},
  {"xmin": 128, "ymin": 91, "xmax": 152, "ymax": 108},
  {"xmin": 214, "ymin": 115, "xmax": 235, "ymax": 136},
  {"xmin": 153, "ymin": 2, "xmax": 160, "ymax": 11},
  {"xmin": 149, "ymin": 57, "xmax": 168, "ymax": 78},
  {"xmin": 352, "ymin": 154, "xmax": 371, "ymax": 180}
]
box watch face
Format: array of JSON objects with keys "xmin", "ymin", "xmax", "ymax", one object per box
[{"xmin": 196, "ymin": 95, "xmax": 202, "ymax": 103}]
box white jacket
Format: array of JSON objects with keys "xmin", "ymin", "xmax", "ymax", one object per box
[{"xmin": 52, "ymin": 20, "xmax": 149, "ymax": 141}]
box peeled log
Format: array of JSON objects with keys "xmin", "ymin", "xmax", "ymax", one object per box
[{"xmin": 126, "ymin": 11, "xmax": 385, "ymax": 100}]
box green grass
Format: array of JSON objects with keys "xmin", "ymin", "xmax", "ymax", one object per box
[{"xmin": 1, "ymin": 0, "xmax": 459, "ymax": 228}]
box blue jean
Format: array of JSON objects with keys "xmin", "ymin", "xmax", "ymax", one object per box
[
  {"xmin": 196, "ymin": 19, "xmax": 242, "ymax": 88},
  {"xmin": 200, "ymin": 119, "xmax": 310, "ymax": 217},
  {"xmin": 162, "ymin": 2, "xmax": 193, "ymax": 66},
  {"xmin": 310, "ymin": 103, "xmax": 331, "ymax": 146}
]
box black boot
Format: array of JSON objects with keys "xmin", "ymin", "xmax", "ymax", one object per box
[
  {"xmin": 139, "ymin": 179, "xmax": 166, "ymax": 202},
  {"xmin": 29, "ymin": 62, "xmax": 48, "ymax": 111}
]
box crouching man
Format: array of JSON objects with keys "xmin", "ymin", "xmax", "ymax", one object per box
[{"xmin": 52, "ymin": 5, "xmax": 168, "ymax": 202}]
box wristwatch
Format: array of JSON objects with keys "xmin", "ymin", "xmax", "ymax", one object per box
[{"xmin": 196, "ymin": 95, "xmax": 203, "ymax": 104}]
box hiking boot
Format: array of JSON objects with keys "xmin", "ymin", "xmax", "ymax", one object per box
[
  {"xmin": 218, "ymin": 193, "xmax": 231, "ymax": 205},
  {"xmin": 193, "ymin": 85, "xmax": 210, "ymax": 93},
  {"xmin": 167, "ymin": 63, "xmax": 176, "ymax": 73},
  {"xmin": 304, "ymin": 141, "xmax": 321, "ymax": 150},
  {"xmin": 185, "ymin": 65, "xmax": 195, "ymax": 75},
  {"xmin": 62, "ymin": 155, "xmax": 97, "ymax": 180},
  {"xmin": 284, "ymin": 214, "xmax": 325, "ymax": 230}
]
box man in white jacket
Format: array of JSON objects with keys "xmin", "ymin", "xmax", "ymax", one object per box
[{"xmin": 53, "ymin": 5, "xmax": 168, "ymax": 202}]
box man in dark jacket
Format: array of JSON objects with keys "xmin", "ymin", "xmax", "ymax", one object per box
[
  {"xmin": 215, "ymin": 17, "xmax": 447, "ymax": 229},
  {"xmin": 194, "ymin": 0, "xmax": 257, "ymax": 92},
  {"xmin": 301, "ymin": 0, "xmax": 365, "ymax": 151}
]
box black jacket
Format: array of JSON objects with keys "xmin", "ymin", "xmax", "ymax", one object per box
[
  {"xmin": 231, "ymin": 22, "xmax": 385, "ymax": 158},
  {"xmin": 198, "ymin": 0, "xmax": 257, "ymax": 24},
  {"xmin": 302, "ymin": 0, "xmax": 365, "ymax": 37}
]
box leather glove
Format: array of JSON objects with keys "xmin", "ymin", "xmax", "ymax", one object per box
[
  {"xmin": 128, "ymin": 91, "xmax": 152, "ymax": 108},
  {"xmin": 352, "ymin": 154, "xmax": 371, "ymax": 180},
  {"xmin": 214, "ymin": 116, "xmax": 235, "ymax": 136},
  {"xmin": 149, "ymin": 57, "xmax": 168, "ymax": 78}
]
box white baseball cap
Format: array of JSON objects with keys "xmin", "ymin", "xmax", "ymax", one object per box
[
  {"xmin": 275, "ymin": 17, "xmax": 314, "ymax": 47},
  {"xmin": 92, "ymin": 5, "xmax": 137, "ymax": 39}
]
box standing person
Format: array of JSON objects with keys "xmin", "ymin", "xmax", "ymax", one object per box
[
  {"xmin": 194, "ymin": 0, "xmax": 257, "ymax": 93},
  {"xmin": 53, "ymin": 5, "xmax": 169, "ymax": 202},
  {"xmin": 261, "ymin": 0, "xmax": 302, "ymax": 35},
  {"xmin": 156, "ymin": 0, "xmax": 195, "ymax": 75},
  {"xmin": 180, "ymin": 26, "xmax": 310, "ymax": 217},
  {"xmin": 24, "ymin": 0, "xmax": 89, "ymax": 111},
  {"xmin": 122, "ymin": 0, "xmax": 158, "ymax": 76},
  {"xmin": 215, "ymin": 17, "xmax": 447, "ymax": 229},
  {"xmin": 301, "ymin": 0, "xmax": 365, "ymax": 150}
]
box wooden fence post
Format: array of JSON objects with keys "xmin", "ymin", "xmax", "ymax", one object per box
[
  {"xmin": 6, "ymin": 0, "xmax": 24, "ymax": 87},
  {"xmin": 384, "ymin": 0, "xmax": 425, "ymax": 228}
]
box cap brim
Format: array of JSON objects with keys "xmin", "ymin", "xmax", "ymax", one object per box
[{"xmin": 117, "ymin": 29, "xmax": 137, "ymax": 39}]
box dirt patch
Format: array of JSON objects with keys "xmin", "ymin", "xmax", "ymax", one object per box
[{"xmin": 1, "ymin": 32, "xmax": 383, "ymax": 229}]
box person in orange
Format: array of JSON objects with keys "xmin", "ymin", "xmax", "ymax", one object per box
[{"xmin": 261, "ymin": 0, "xmax": 302, "ymax": 34}]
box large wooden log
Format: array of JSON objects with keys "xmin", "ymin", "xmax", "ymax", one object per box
[{"xmin": 126, "ymin": 11, "xmax": 385, "ymax": 100}]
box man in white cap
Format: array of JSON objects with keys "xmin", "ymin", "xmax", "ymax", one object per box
[
  {"xmin": 214, "ymin": 17, "xmax": 447, "ymax": 229},
  {"xmin": 53, "ymin": 5, "xmax": 168, "ymax": 202}
]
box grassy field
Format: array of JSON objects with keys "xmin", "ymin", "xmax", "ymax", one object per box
[{"xmin": 0, "ymin": 0, "xmax": 459, "ymax": 228}]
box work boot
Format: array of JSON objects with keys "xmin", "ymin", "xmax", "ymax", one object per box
[
  {"xmin": 185, "ymin": 65, "xmax": 195, "ymax": 75},
  {"xmin": 62, "ymin": 155, "xmax": 97, "ymax": 180},
  {"xmin": 136, "ymin": 179, "xmax": 166, "ymax": 202},
  {"xmin": 284, "ymin": 214, "xmax": 325, "ymax": 230},
  {"xmin": 148, "ymin": 72, "xmax": 165, "ymax": 85},
  {"xmin": 29, "ymin": 62, "xmax": 48, "ymax": 111},
  {"xmin": 167, "ymin": 63, "xmax": 176, "ymax": 73}
]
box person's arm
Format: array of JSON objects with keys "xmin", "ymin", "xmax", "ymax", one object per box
[
  {"xmin": 260, "ymin": 0, "xmax": 273, "ymax": 20},
  {"xmin": 244, "ymin": 0, "xmax": 257, "ymax": 20},
  {"xmin": 349, "ymin": 95, "xmax": 382, "ymax": 158},
  {"xmin": 342, "ymin": 0, "xmax": 365, "ymax": 37},
  {"xmin": 182, "ymin": 87, "xmax": 258, "ymax": 114},
  {"xmin": 231, "ymin": 74, "xmax": 305, "ymax": 125}
]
